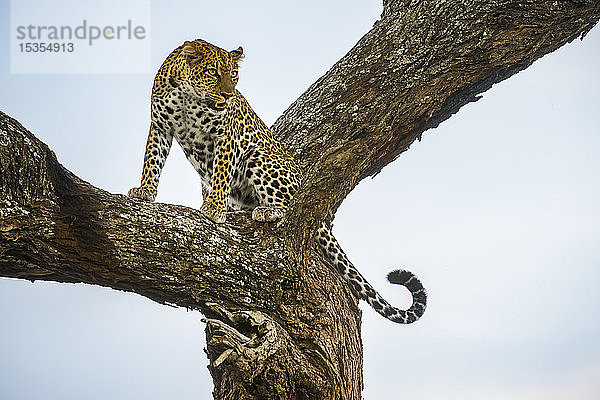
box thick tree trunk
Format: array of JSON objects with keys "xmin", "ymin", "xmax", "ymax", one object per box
[{"xmin": 1, "ymin": 1, "xmax": 598, "ymax": 399}]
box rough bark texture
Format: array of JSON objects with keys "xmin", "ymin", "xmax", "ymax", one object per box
[{"xmin": 1, "ymin": 1, "xmax": 598, "ymax": 399}]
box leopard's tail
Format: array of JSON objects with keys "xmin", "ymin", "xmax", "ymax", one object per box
[{"xmin": 316, "ymin": 224, "xmax": 426, "ymax": 324}]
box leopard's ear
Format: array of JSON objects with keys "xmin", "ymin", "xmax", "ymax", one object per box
[
  {"xmin": 182, "ymin": 41, "xmax": 202, "ymax": 64},
  {"xmin": 230, "ymin": 46, "xmax": 244, "ymax": 62}
]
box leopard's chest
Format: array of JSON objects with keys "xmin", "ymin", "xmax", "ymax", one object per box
[
  {"xmin": 154, "ymin": 94, "xmax": 225, "ymax": 181},
  {"xmin": 152, "ymin": 90, "xmax": 261, "ymax": 209},
  {"xmin": 178, "ymin": 109, "xmax": 223, "ymax": 175}
]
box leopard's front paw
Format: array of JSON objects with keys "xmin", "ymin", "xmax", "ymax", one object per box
[
  {"xmin": 252, "ymin": 206, "xmax": 286, "ymax": 222},
  {"xmin": 201, "ymin": 202, "xmax": 226, "ymax": 224},
  {"xmin": 128, "ymin": 187, "xmax": 157, "ymax": 202}
]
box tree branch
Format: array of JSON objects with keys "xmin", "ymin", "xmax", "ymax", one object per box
[
  {"xmin": 274, "ymin": 0, "xmax": 600, "ymax": 239},
  {"xmin": 0, "ymin": 112, "xmax": 362, "ymax": 399}
]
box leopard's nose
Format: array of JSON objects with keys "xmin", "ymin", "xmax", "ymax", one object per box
[{"xmin": 220, "ymin": 75, "xmax": 235, "ymax": 99}]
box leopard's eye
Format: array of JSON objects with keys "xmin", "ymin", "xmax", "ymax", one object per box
[
  {"xmin": 207, "ymin": 68, "xmax": 218, "ymax": 77},
  {"xmin": 231, "ymin": 70, "xmax": 238, "ymax": 79}
]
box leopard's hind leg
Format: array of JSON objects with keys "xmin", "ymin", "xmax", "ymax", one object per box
[
  {"xmin": 245, "ymin": 150, "xmax": 299, "ymax": 222},
  {"xmin": 251, "ymin": 206, "xmax": 286, "ymax": 222}
]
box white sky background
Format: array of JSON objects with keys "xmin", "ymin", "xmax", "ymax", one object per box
[{"xmin": 1, "ymin": 0, "xmax": 599, "ymax": 399}]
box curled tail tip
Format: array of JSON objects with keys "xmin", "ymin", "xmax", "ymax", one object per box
[
  {"xmin": 388, "ymin": 269, "xmax": 425, "ymax": 292},
  {"xmin": 387, "ymin": 269, "xmax": 414, "ymax": 284},
  {"xmin": 387, "ymin": 268, "xmax": 427, "ymax": 323}
]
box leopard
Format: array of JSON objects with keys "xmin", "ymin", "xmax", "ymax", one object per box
[{"xmin": 128, "ymin": 39, "xmax": 427, "ymax": 324}]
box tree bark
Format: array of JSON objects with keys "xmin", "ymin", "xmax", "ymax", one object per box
[{"xmin": 1, "ymin": 1, "xmax": 598, "ymax": 399}]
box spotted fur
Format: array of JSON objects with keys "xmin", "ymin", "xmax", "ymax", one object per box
[{"xmin": 129, "ymin": 39, "xmax": 427, "ymax": 324}]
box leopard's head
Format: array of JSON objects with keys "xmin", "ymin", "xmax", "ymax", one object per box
[{"xmin": 180, "ymin": 39, "xmax": 243, "ymax": 110}]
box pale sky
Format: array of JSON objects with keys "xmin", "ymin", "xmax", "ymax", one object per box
[{"xmin": 1, "ymin": 1, "xmax": 599, "ymax": 399}]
